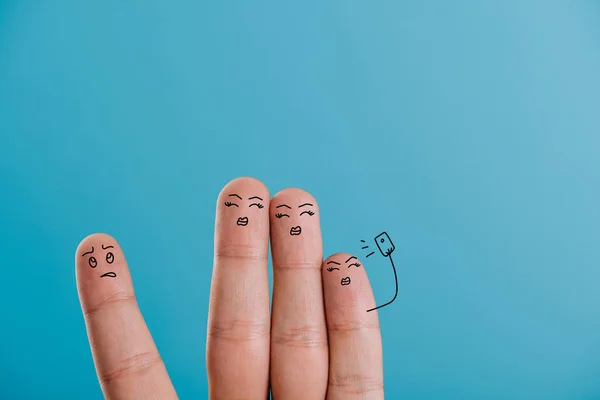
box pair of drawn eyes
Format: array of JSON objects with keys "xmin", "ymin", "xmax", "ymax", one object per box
[
  {"xmin": 88, "ymin": 253, "xmax": 114, "ymax": 268},
  {"xmin": 276, "ymin": 211, "xmax": 315, "ymax": 218},
  {"xmin": 224, "ymin": 202, "xmax": 264, "ymax": 209},
  {"xmin": 327, "ymin": 263, "xmax": 361, "ymax": 271}
]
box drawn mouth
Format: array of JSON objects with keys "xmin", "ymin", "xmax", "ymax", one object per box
[
  {"xmin": 341, "ymin": 277, "xmax": 351, "ymax": 286},
  {"xmin": 237, "ymin": 217, "xmax": 249, "ymax": 226},
  {"xmin": 101, "ymin": 272, "xmax": 117, "ymax": 278},
  {"xmin": 290, "ymin": 226, "xmax": 302, "ymax": 236}
]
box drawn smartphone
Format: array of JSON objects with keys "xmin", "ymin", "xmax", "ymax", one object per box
[{"xmin": 374, "ymin": 232, "xmax": 395, "ymax": 257}]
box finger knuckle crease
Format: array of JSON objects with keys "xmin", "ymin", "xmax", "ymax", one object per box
[
  {"xmin": 275, "ymin": 260, "xmax": 322, "ymax": 271},
  {"xmin": 214, "ymin": 243, "xmax": 267, "ymax": 261},
  {"xmin": 208, "ymin": 319, "xmax": 270, "ymax": 342},
  {"xmin": 83, "ymin": 293, "xmax": 136, "ymax": 317},
  {"xmin": 329, "ymin": 373, "xmax": 384, "ymax": 394},
  {"xmin": 273, "ymin": 325, "xmax": 327, "ymax": 348},
  {"xmin": 98, "ymin": 352, "xmax": 162, "ymax": 385},
  {"xmin": 328, "ymin": 321, "xmax": 380, "ymax": 333}
]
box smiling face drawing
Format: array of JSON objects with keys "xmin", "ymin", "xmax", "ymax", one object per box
[
  {"xmin": 223, "ymin": 193, "xmax": 265, "ymax": 227},
  {"xmin": 326, "ymin": 255, "xmax": 362, "ymax": 286},
  {"xmin": 81, "ymin": 244, "xmax": 117, "ymax": 278},
  {"xmin": 274, "ymin": 202, "xmax": 316, "ymax": 236}
]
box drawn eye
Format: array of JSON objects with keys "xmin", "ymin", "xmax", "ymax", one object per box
[
  {"xmin": 224, "ymin": 201, "xmax": 239, "ymax": 207},
  {"xmin": 326, "ymin": 267, "xmax": 339, "ymax": 272},
  {"xmin": 300, "ymin": 210, "xmax": 315, "ymax": 216},
  {"xmin": 275, "ymin": 213, "xmax": 290, "ymax": 218},
  {"xmin": 88, "ymin": 257, "xmax": 97, "ymax": 268},
  {"xmin": 106, "ymin": 252, "xmax": 114, "ymax": 264},
  {"xmin": 348, "ymin": 263, "xmax": 361, "ymax": 268},
  {"xmin": 249, "ymin": 203, "xmax": 264, "ymax": 209}
]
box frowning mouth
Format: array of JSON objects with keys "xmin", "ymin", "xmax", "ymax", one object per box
[
  {"xmin": 341, "ymin": 277, "xmax": 351, "ymax": 286},
  {"xmin": 237, "ymin": 217, "xmax": 249, "ymax": 226},
  {"xmin": 290, "ymin": 226, "xmax": 302, "ymax": 236},
  {"xmin": 101, "ymin": 272, "xmax": 117, "ymax": 278}
]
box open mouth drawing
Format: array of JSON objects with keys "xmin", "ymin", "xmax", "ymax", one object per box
[
  {"xmin": 341, "ymin": 277, "xmax": 351, "ymax": 286},
  {"xmin": 290, "ymin": 226, "xmax": 302, "ymax": 236},
  {"xmin": 101, "ymin": 272, "xmax": 117, "ymax": 278},
  {"xmin": 237, "ymin": 217, "xmax": 249, "ymax": 226}
]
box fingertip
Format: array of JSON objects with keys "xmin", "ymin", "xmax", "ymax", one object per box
[
  {"xmin": 75, "ymin": 232, "xmax": 132, "ymax": 306},
  {"xmin": 218, "ymin": 176, "xmax": 270, "ymax": 202},
  {"xmin": 270, "ymin": 188, "xmax": 323, "ymax": 250},
  {"xmin": 76, "ymin": 233, "xmax": 118, "ymax": 257},
  {"xmin": 322, "ymin": 252, "xmax": 376, "ymax": 313},
  {"xmin": 271, "ymin": 187, "xmax": 319, "ymax": 210}
]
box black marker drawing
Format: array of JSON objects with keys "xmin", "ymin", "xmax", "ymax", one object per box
[
  {"xmin": 326, "ymin": 257, "xmax": 363, "ymax": 286},
  {"xmin": 326, "ymin": 260, "xmax": 350, "ymax": 285},
  {"xmin": 275, "ymin": 202, "xmax": 316, "ymax": 236},
  {"xmin": 249, "ymin": 196, "xmax": 264, "ymax": 209},
  {"xmin": 362, "ymin": 231, "xmax": 398, "ymax": 312},
  {"xmin": 82, "ymin": 245, "xmax": 117, "ymax": 277},
  {"xmin": 225, "ymin": 194, "xmax": 266, "ymax": 227}
]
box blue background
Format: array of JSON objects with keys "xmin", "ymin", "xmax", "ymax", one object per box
[{"xmin": 1, "ymin": 1, "xmax": 599, "ymax": 398}]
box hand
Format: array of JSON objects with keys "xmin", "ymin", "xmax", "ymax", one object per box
[{"xmin": 75, "ymin": 177, "xmax": 384, "ymax": 399}]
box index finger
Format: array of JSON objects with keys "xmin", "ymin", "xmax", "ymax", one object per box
[{"xmin": 206, "ymin": 177, "xmax": 271, "ymax": 399}]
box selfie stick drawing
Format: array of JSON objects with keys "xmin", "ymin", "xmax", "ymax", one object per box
[{"xmin": 363, "ymin": 232, "xmax": 398, "ymax": 312}]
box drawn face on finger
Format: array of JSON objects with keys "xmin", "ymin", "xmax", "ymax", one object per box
[
  {"xmin": 273, "ymin": 201, "xmax": 316, "ymax": 236},
  {"xmin": 325, "ymin": 255, "xmax": 362, "ymax": 286},
  {"xmin": 81, "ymin": 244, "xmax": 118, "ymax": 279},
  {"xmin": 223, "ymin": 193, "xmax": 266, "ymax": 227}
]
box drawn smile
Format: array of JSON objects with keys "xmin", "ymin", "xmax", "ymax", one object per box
[
  {"xmin": 290, "ymin": 226, "xmax": 302, "ymax": 236},
  {"xmin": 101, "ymin": 272, "xmax": 117, "ymax": 278},
  {"xmin": 237, "ymin": 217, "xmax": 249, "ymax": 226},
  {"xmin": 341, "ymin": 277, "xmax": 351, "ymax": 286}
]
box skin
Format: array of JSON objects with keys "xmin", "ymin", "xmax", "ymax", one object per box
[{"xmin": 76, "ymin": 177, "xmax": 384, "ymax": 399}]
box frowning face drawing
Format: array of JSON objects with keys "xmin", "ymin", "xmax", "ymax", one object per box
[
  {"xmin": 81, "ymin": 244, "xmax": 118, "ymax": 279},
  {"xmin": 273, "ymin": 202, "xmax": 316, "ymax": 236},
  {"xmin": 223, "ymin": 193, "xmax": 265, "ymax": 227},
  {"xmin": 325, "ymin": 255, "xmax": 362, "ymax": 286}
]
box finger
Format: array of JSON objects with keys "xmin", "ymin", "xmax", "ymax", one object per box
[
  {"xmin": 75, "ymin": 233, "xmax": 177, "ymax": 400},
  {"xmin": 207, "ymin": 177, "xmax": 271, "ymax": 400},
  {"xmin": 322, "ymin": 253, "xmax": 384, "ymax": 399},
  {"xmin": 269, "ymin": 188, "xmax": 328, "ymax": 399}
]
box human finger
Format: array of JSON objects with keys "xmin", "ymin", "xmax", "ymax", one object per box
[
  {"xmin": 322, "ymin": 253, "xmax": 384, "ymax": 399},
  {"xmin": 76, "ymin": 233, "xmax": 178, "ymax": 400},
  {"xmin": 206, "ymin": 177, "xmax": 271, "ymax": 400},
  {"xmin": 269, "ymin": 188, "xmax": 328, "ymax": 399}
]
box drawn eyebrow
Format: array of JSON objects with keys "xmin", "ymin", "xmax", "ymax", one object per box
[
  {"xmin": 276, "ymin": 204, "xmax": 291, "ymax": 209},
  {"xmin": 298, "ymin": 203, "xmax": 313, "ymax": 208},
  {"xmin": 102, "ymin": 244, "xmax": 114, "ymax": 250},
  {"xmin": 327, "ymin": 260, "xmax": 341, "ymax": 265},
  {"xmin": 229, "ymin": 194, "xmax": 242, "ymax": 200},
  {"xmin": 81, "ymin": 247, "xmax": 94, "ymax": 257},
  {"xmin": 345, "ymin": 256, "xmax": 357, "ymax": 263},
  {"xmin": 248, "ymin": 196, "xmax": 263, "ymax": 201}
]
